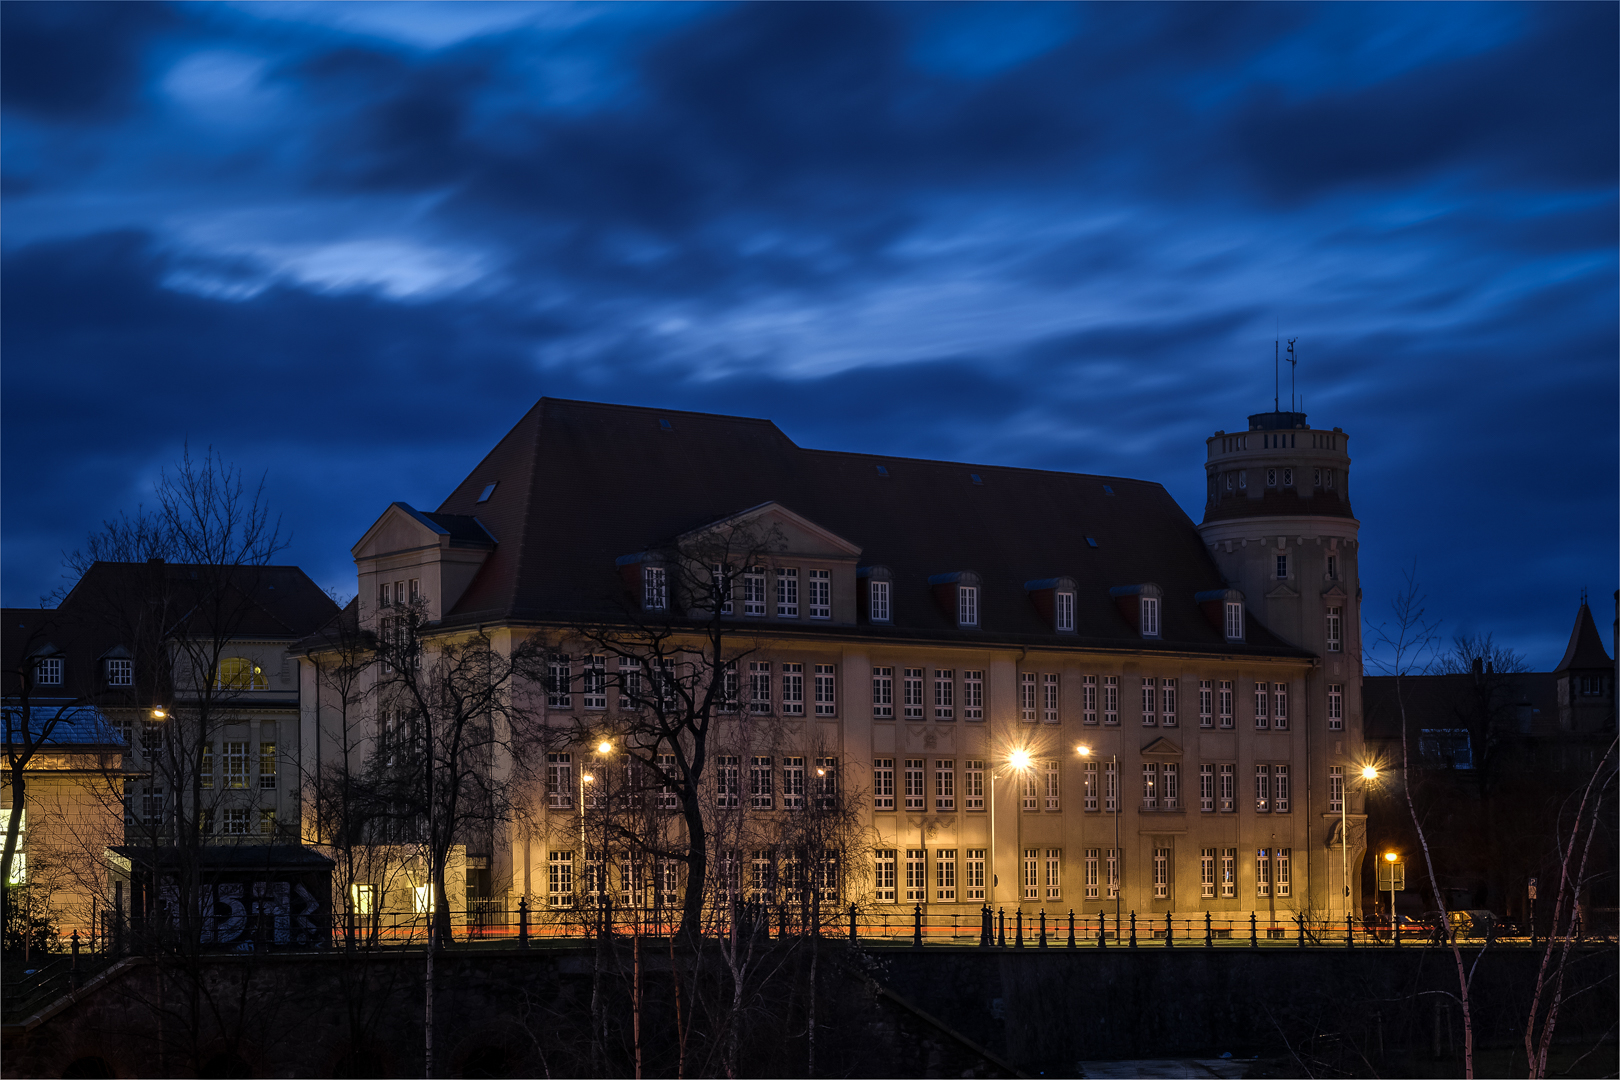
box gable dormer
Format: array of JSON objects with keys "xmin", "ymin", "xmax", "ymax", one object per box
[
  {"xmin": 671, "ymin": 502, "xmax": 863, "ymax": 624},
  {"xmin": 352, "ymin": 502, "xmax": 496, "ymax": 627}
]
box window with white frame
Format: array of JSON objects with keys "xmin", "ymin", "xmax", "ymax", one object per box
[
  {"xmin": 813, "ymin": 664, "xmax": 836, "ymax": 716},
  {"xmin": 1327, "ymin": 683, "xmax": 1344, "ymax": 730},
  {"xmin": 743, "ymin": 568, "xmax": 767, "ymax": 616},
  {"xmin": 717, "ymin": 660, "xmax": 737, "ymax": 712},
  {"xmin": 1153, "ymin": 848, "xmax": 1170, "ymax": 899},
  {"xmin": 1141, "ymin": 762, "xmax": 1158, "ymax": 809},
  {"xmin": 1019, "ymin": 672, "xmax": 1037, "ymax": 722},
  {"xmin": 260, "ymin": 743, "xmax": 277, "ymax": 790},
  {"xmin": 1140, "ymin": 596, "xmax": 1160, "ymax": 637},
  {"xmin": 1198, "ymin": 679, "xmax": 1213, "ymax": 727},
  {"xmin": 1274, "ymin": 764, "xmax": 1290, "ymax": 812},
  {"xmin": 1104, "ymin": 760, "xmax": 1118, "ymax": 812},
  {"xmin": 222, "ymin": 807, "xmax": 248, "ymax": 835},
  {"xmin": 1283, "ymin": 468, "xmax": 1294, "ymax": 487},
  {"xmin": 1103, "ymin": 676, "xmax": 1119, "ymax": 725},
  {"xmin": 815, "ymin": 856, "xmax": 839, "ymax": 906},
  {"xmin": 1042, "ymin": 673, "xmax": 1059, "ymax": 723},
  {"xmin": 1106, "ymin": 848, "xmax": 1120, "ymax": 898},
  {"xmin": 869, "ymin": 580, "xmax": 890, "ymax": 622},
  {"xmin": 1021, "ymin": 768, "xmax": 1038, "ymax": 811},
  {"xmin": 964, "ymin": 759, "xmax": 984, "ymax": 810},
  {"xmin": 582, "ymin": 656, "xmax": 606, "ymax": 709},
  {"xmin": 1056, "ymin": 590, "xmax": 1075, "ymax": 632},
  {"xmin": 814, "ymin": 757, "xmax": 836, "ymax": 810},
  {"xmin": 1083, "ymin": 675, "xmax": 1097, "ymax": 724},
  {"xmin": 1254, "ymin": 764, "xmax": 1270, "ymax": 812},
  {"xmin": 1045, "ymin": 758, "xmax": 1060, "ymax": 811},
  {"xmin": 934, "ymin": 669, "xmax": 954, "ymax": 720},
  {"xmin": 1045, "ymin": 849, "xmax": 1062, "ymax": 900},
  {"xmin": 1224, "ymin": 601, "xmax": 1244, "ymax": 641},
  {"xmin": 644, "ymin": 566, "xmax": 667, "ymax": 611},
  {"xmin": 107, "ymin": 658, "xmax": 133, "ymax": 687},
  {"xmin": 906, "ymin": 850, "xmax": 927, "ymax": 902},
  {"xmin": 1023, "ymin": 848, "xmax": 1039, "ymax": 900},
  {"xmin": 1254, "ymin": 682, "xmax": 1269, "ymax": 728},
  {"xmin": 958, "ymin": 585, "xmax": 978, "ymax": 627},
  {"xmin": 1200, "ymin": 848, "xmax": 1216, "ymax": 898},
  {"xmin": 201, "ymin": 743, "xmax": 214, "ymax": 789},
  {"xmin": 1218, "ymin": 680, "xmax": 1233, "ymax": 728},
  {"xmin": 710, "ymin": 564, "xmax": 733, "ymax": 615},
  {"xmin": 807, "ymin": 569, "xmax": 830, "ymax": 619},
  {"xmin": 1083, "ymin": 761, "xmax": 1098, "ymax": 811},
  {"xmin": 1220, "ymin": 848, "xmax": 1236, "ymax": 898},
  {"xmin": 936, "ymin": 849, "xmax": 957, "ymax": 901},
  {"xmin": 1266, "ymin": 468, "xmax": 1277, "ymax": 487},
  {"xmin": 777, "ymin": 663, "xmax": 803, "ymax": 712},
  {"xmin": 934, "ymin": 759, "xmax": 955, "ymax": 811},
  {"xmin": 1218, "ymin": 763, "xmax": 1235, "ymax": 812},
  {"xmin": 1328, "ymin": 766, "xmax": 1344, "ymax": 813},
  {"xmin": 1199, "ymin": 764, "xmax": 1214, "ymax": 812},
  {"xmin": 224, "ymin": 741, "xmax": 249, "ymax": 789},
  {"xmin": 776, "ymin": 568, "xmax": 799, "ymax": 617},
  {"xmin": 749, "ymin": 851, "xmax": 773, "ymax": 902},
  {"xmin": 618, "ymin": 657, "xmax": 642, "ymax": 709},
  {"xmin": 962, "ymin": 670, "xmax": 983, "ymax": 720},
  {"xmin": 1256, "ymin": 849, "xmax": 1271, "ymax": 897},
  {"xmin": 547, "ymin": 753, "xmax": 573, "ymax": 808},
  {"xmin": 35, "ymin": 657, "xmax": 62, "ymax": 686},
  {"xmin": 749, "ymin": 662, "xmax": 771, "ymax": 715},
  {"xmin": 874, "ymin": 850, "xmax": 897, "ymax": 902},
  {"xmin": 873, "ymin": 758, "xmax": 895, "ymax": 810},
  {"xmin": 1162, "ymin": 679, "xmax": 1177, "ymax": 726},
  {"xmin": 1273, "ymin": 682, "xmax": 1288, "ymax": 729},
  {"xmin": 904, "ymin": 759, "xmax": 926, "ymax": 811},
  {"xmin": 548, "ymin": 655, "xmax": 571, "ymax": 709},
  {"xmin": 1141, "ymin": 677, "xmax": 1156, "ymax": 726},
  {"xmin": 655, "ymin": 753, "xmax": 678, "ymax": 810},
  {"xmin": 750, "ymin": 756, "xmax": 774, "ymax": 810},
  {"xmin": 548, "ymin": 852, "xmax": 576, "ymax": 907},
  {"xmin": 965, "ymin": 849, "xmax": 986, "ymax": 900},
  {"xmin": 658, "ymin": 858, "xmax": 681, "ymax": 908},
  {"xmin": 1276, "ymin": 848, "xmax": 1292, "ymax": 897},
  {"xmin": 716, "ymin": 756, "xmax": 740, "ymax": 808},
  {"xmin": 1084, "ymin": 850, "xmax": 1100, "ymax": 899},
  {"xmin": 1162, "ymin": 763, "xmax": 1179, "ymax": 809},
  {"xmin": 1326, "ymin": 606, "xmax": 1343, "ymax": 652},
  {"xmin": 903, "ymin": 668, "xmax": 925, "ymax": 720},
  {"xmin": 872, "ymin": 667, "xmax": 893, "ymax": 719}
]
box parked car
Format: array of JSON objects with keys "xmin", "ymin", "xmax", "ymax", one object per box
[{"xmin": 1441, "ymin": 910, "xmax": 1498, "ymax": 939}]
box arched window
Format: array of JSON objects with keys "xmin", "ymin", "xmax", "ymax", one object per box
[{"xmin": 215, "ymin": 657, "xmax": 267, "ymax": 691}]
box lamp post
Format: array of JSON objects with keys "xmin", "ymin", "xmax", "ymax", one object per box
[
  {"xmin": 580, "ymin": 740, "xmax": 613, "ymax": 928},
  {"xmin": 1077, "ymin": 745, "xmax": 1121, "ymax": 934},
  {"xmin": 1342, "ymin": 765, "xmax": 1377, "ymax": 919},
  {"xmin": 988, "ymin": 750, "xmax": 1033, "ymax": 912},
  {"xmin": 1382, "ymin": 851, "xmax": 1401, "ymax": 933}
]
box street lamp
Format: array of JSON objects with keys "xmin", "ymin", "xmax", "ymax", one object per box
[
  {"xmin": 988, "ymin": 750, "xmax": 1035, "ymax": 911},
  {"xmin": 1382, "ymin": 851, "xmax": 1401, "ymax": 929},
  {"xmin": 1077, "ymin": 745, "xmax": 1121, "ymax": 933},
  {"xmin": 1342, "ymin": 765, "xmax": 1378, "ymax": 918},
  {"xmin": 150, "ymin": 708, "xmax": 167, "ymax": 720}
]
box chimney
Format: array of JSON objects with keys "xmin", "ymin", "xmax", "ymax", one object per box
[{"xmin": 1471, "ymin": 656, "xmax": 1483, "ymax": 680}]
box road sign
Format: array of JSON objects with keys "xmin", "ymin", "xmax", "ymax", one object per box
[{"xmin": 1377, "ymin": 862, "xmax": 1405, "ymax": 891}]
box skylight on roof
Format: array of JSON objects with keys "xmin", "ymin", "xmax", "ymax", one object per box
[
  {"xmin": 1103, "ymin": 485, "xmax": 1114, "ymax": 495},
  {"xmin": 477, "ymin": 483, "xmax": 497, "ymax": 503},
  {"xmin": 659, "ymin": 418, "xmax": 673, "ymax": 431},
  {"xmin": 1086, "ymin": 537, "xmax": 1099, "ymax": 548},
  {"xmin": 970, "ymin": 473, "xmax": 983, "ymax": 485},
  {"xmin": 876, "ymin": 464, "xmax": 888, "ymax": 476}
]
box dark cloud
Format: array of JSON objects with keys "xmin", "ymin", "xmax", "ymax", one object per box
[{"xmin": 0, "ymin": 1, "xmax": 174, "ymax": 121}]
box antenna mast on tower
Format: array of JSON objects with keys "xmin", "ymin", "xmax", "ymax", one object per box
[
  {"xmin": 1286, "ymin": 338, "xmax": 1298, "ymax": 412},
  {"xmin": 1274, "ymin": 337, "xmax": 1279, "ymax": 412}
]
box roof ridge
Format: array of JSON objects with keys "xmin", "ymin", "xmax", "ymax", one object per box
[
  {"xmin": 800, "ymin": 445, "xmax": 1153, "ymax": 485},
  {"xmin": 536, "ymin": 396, "xmax": 789, "ymax": 432}
]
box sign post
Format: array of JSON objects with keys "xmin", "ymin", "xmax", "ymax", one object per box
[
  {"xmin": 1377, "ymin": 855, "xmax": 1405, "ymax": 938},
  {"xmin": 1528, "ymin": 878, "xmax": 1538, "ymax": 947}
]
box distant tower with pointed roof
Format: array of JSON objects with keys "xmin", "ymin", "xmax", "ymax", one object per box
[{"xmin": 1554, "ymin": 597, "xmax": 1615, "ymax": 733}]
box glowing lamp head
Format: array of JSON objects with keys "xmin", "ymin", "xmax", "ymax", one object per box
[
  {"xmin": 1360, "ymin": 765, "xmax": 1378, "ymax": 781},
  {"xmin": 1076, "ymin": 745, "xmax": 1092, "ymax": 757},
  {"xmin": 1384, "ymin": 852, "xmax": 1399, "ymax": 863},
  {"xmin": 150, "ymin": 708, "xmax": 167, "ymax": 720},
  {"xmin": 597, "ymin": 740, "xmax": 612, "ymax": 755},
  {"xmin": 1009, "ymin": 750, "xmax": 1032, "ymax": 771},
  {"xmin": 582, "ymin": 773, "xmax": 594, "ymax": 784}
]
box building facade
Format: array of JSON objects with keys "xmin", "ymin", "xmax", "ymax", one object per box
[{"xmin": 303, "ymin": 398, "xmax": 1369, "ymax": 925}]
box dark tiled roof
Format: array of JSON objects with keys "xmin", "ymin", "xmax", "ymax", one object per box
[
  {"xmin": 429, "ymin": 398, "xmax": 1309, "ymax": 657},
  {"xmin": 1555, "ymin": 602, "xmax": 1612, "ymax": 672}
]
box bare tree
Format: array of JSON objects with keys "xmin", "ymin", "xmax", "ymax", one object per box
[{"xmin": 1430, "ymin": 632, "xmax": 1532, "ymax": 676}]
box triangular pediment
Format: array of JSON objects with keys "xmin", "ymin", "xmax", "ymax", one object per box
[
  {"xmin": 1266, "ymin": 584, "xmax": 1300, "ymax": 600},
  {"xmin": 1321, "ymin": 584, "xmax": 1348, "ymax": 601},
  {"xmin": 678, "ymin": 501, "xmax": 862, "ymax": 561},
  {"xmin": 352, "ymin": 502, "xmax": 454, "ymax": 562},
  {"xmin": 1140, "ymin": 736, "xmax": 1183, "ymax": 757}
]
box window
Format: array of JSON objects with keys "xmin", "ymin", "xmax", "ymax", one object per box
[
  {"xmin": 1042, "ymin": 673, "xmax": 1059, "ymax": 724},
  {"xmin": 1254, "ymin": 764, "xmax": 1270, "ymax": 812},
  {"xmin": 1327, "ymin": 684, "xmax": 1343, "ymax": 730},
  {"xmin": 958, "ymin": 586, "xmax": 978, "ymax": 627},
  {"xmin": 1023, "ymin": 848, "xmax": 1039, "ymax": 901},
  {"xmin": 869, "ymin": 580, "xmax": 891, "ymax": 622},
  {"xmin": 719, "ymin": 661, "xmax": 738, "ymax": 712},
  {"xmin": 1019, "ymin": 673, "xmax": 1037, "ymax": 722},
  {"xmin": 964, "ymin": 759, "xmax": 984, "ymax": 810},
  {"xmin": 1238, "ymin": 470, "xmax": 1247, "ymax": 489},
  {"xmin": 781, "ymin": 663, "xmax": 804, "ymax": 716},
  {"xmin": 936, "ymin": 849, "xmax": 957, "ymax": 901},
  {"xmin": 1140, "ymin": 597, "xmax": 1160, "ymax": 638},
  {"xmin": 1326, "ymin": 606, "xmax": 1343, "ymax": 652},
  {"xmin": 547, "ymin": 753, "xmax": 573, "ymax": 809},
  {"xmin": 547, "ymin": 656, "xmax": 571, "ymax": 709},
  {"xmin": 1220, "ymin": 849, "xmax": 1236, "ymax": 898},
  {"xmin": 1218, "ymin": 680, "xmax": 1233, "ymax": 728},
  {"xmin": 1044, "ymin": 759, "xmax": 1060, "ymax": 811},
  {"xmin": 872, "ymin": 667, "xmax": 893, "ymax": 719},
  {"xmin": 107, "ymin": 658, "xmax": 133, "ymax": 687},
  {"xmin": 618, "ymin": 657, "xmax": 642, "ymax": 709},
  {"xmin": 1162, "ymin": 679, "xmax": 1177, "ymax": 726},
  {"xmin": 1325, "ymin": 468, "xmax": 1335, "ymax": 488},
  {"xmin": 1274, "ymin": 765, "xmax": 1290, "ymax": 812},
  {"xmin": 1200, "ymin": 849, "xmax": 1216, "ymax": 898},
  {"xmin": 1104, "ymin": 760, "xmax": 1117, "ymax": 813},
  {"xmin": 905, "ymin": 850, "xmax": 927, "ymax": 902},
  {"xmin": 962, "ymin": 670, "xmax": 983, "ymax": 720},
  {"xmin": 743, "ymin": 568, "xmax": 767, "ymax": 616},
  {"xmin": 1083, "ymin": 675, "xmax": 1097, "ymax": 725},
  {"xmin": 750, "ymin": 756, "xmax": 774, "ymax": 810},
  {"xmin": 934, "ymin": 669, "xmax": 954, "ymax": 720},
  {"xmin": 658, "ymin": 859, "xmax": 681, "ymax": 908},
  {"xmin": 1328, "ymin": 766, "xmax": 1343, "ymax": 813},
  {"xmin": 1254, "ymin": 683, "xmax": 1269, "ymax": 728},
  {"xmin": 1276, "ymin": 554, "xmax": 1288, "ymax": 580},
  {"xmin": 200, "ymin": 743, "xmax": 214, "ymax": 789},
  {"xmin": 1045, "ymin": 849, "xmax": 1062, "ymax": 900},
  {"xmin": 1103, "ymin": 676, "xmax": 1119, "ymax": 725},
  {"xmin": 1420, "ymin": 729, "xmax": 1475, "ymax": 770},
  {"xmin": 222, "ymin": 807, "xmax": 248, "ymax": 835},
  {"xmin": 749, "ymin": 662, "xmax": 772, "ymax": 715},
  {"xmin": 1224, "ymin": 602, "xmax": 1244, "ymax": 641},
  {"xmin": 903, "ymin": 668, "xmax": 925, "ymax": 720},
  {"xmin": 259, "ymin": 743, "xmax": 277, "ymax": 790},
  {"xmin": 1106, "ymin": 849, "xmax": 1120, "ymax": 898},
  {"xmin": 1083, "ymin": 761, "xmax": 1098, "ymax": 811},
  {"xmin": 1162, "ymin": 763, "xmax": 1179, "ymax": 810},
  {"xmin": 750, "ymin": 851, "xmax": 774, "ymax": 902},
  {"xmin": 904, "ymin": 759, "xmax": 926, "ymax": 811},
  {"xmin": 808, "ymin": 569, "xmax": 830, "ymax": 619},
  {"xmin": 1256, "ymin": 849, "xmax": 1271, "ymax": 897},
  {"xmin": 582, "ymin": 656, "xmax": 606, "ymax": 710},
  {"xmin": 874, "ymin": 850, "xmax": 897, "ymax": 902},
  {"xmin": 1021, "ymin": 768, "xmax": 1038, "ymax": 811},
  {"xmin": 215, "ymin": 657, "xmax": 266, "ymax": 691},
  {"xmin": 814, "ymin": 757, "xmax": 836, "ymax": 810},
  {"xmin": 1056, "ymin": 590, "xmax": 1075, "ymax": 632},
  {"xmin": 1276, "ymin": 848, "xmax": 1292, "ymax": 898},
  {"xmin": 259, "ymin": 810, "xmax": 277, "ymax": 837},
  {"xmin": 965, "ymin": 849, "xmax": 986, "ymax": 901},
  {"xmin": 1141, "ymin": 763, "xmax": 1158, "ymax": 809},
  {"xmin": 1198, "ymin": 680, "xmax": 1213, "ymax": 727},
  {"xmin": 549, "ymin": 851, "xmax": 575, "ymax": 907},
  {"xmin": 1283, "ymin": 468, "xmax": 1293, "ymax": 487},
  {"xmin": 409, "ymin": 578, "xmax": 420, "ymax": 603},
  {"xmin": 1141, "ymin": 677, "xmax": 1156, "ymax": 726},
  {"xmin": 35, "ymin": 656, "xmax": 63, "ymax": 686},
  {"xmin": 1199, "ymin": 764, "xmax": 1214, "ymax": 812},
  {"xmin": 814, "ymin": 665, "xmax": 836, "ymax": 716},
  {"xmin": 873, "ymin": 758, "xmax": 895, "ymax": 810},
  {"xmin": 655, "ymin": 753, "xmax": 677, "ymax": 810},
  {"xmin": 1326, "ymin": 554, "xmax": 1338, "ymax": 580},
  {"xmin": 1153, "ymin": 849, "xmax": 1170, "ymax": 899},
  {"xmin": 643, "ymin": 566, "xmax": 667, "ymax": 611},
  {"xmin": 1266, "ymin": 468, "xmax": 1277, "ymax": 487},
  {"xmin": 224, "ymin": 741, "xmax": 249, "ymax": 789},
  {"xmin": 776, "ymin": 568, "xmax": 799, "ymax": 618},
  {"xmin": 934, "ymin": 759, "xmax": 955, "ymax": 811},
  {"xmin": 1218, "ymin": 763, "xmax": 1235, "ymax": 812},
  {"xmin": 716, "ymin": 756, "xmax": 740, "ymax": 808},
  {"xmin": 1085, "ymin": 850, "xmax": 1100, "ymax": 899}
]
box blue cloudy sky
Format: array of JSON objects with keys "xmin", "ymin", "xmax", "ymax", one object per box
[{"xmin": 3, "ymin": 2, "xmax": 1615, "ymax": 667}]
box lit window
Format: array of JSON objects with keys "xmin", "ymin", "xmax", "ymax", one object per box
[
  {"xmin": 872, "ymin": 667, "xmax": 893, "ymax": 719},
  {"xmin": 962, "ymin": 670, "xmax": 983, "ymax": 720},
  {"xmin": 1140, "ymin": 597, "xmax": 1160, "ymax": 638},
  {"xmin": 807, "ymin": 569, "xmax": 830, "ymax": 619},
  {"xmin": 1327, "ymin": 683, "xmax": 1343, "ymax": 730},
  {"xmin": 215, "ymin": 657, "xmax": 266, "ymax": 691},
  {"xmin": 869, "ymin": 579, "xmax": 891, "ymax": 623},
  {"xmin": 958, "ymin": 585, "xmax": 978, "ymax": 627},
  {"xmin": 776, "ymin": 568, "xmax": 799, "ymax": 618},
  {"xmin": 350, "ymin": 884, "xmax": 377, "ymax": 916},
  {"xmin": 107, "ymin": 658, "xmax": 133, "ymax": 687},
  {"xmin": 1056, "ymin": 591, "xmax": 1075, "ymax": 632},
  {"xmin": 259, "ymin": 810, "xmax": 277, "ymax": 837},
  {"xmin": 1224, "ymin": 602, "xmax": 1244, "ymax": 641},
  {"xmin": 643, "ymin": 566, "xmax": 667, "ymax": 611}
]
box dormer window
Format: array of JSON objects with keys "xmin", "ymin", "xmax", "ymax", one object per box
[
  {"xmin": 1056, "ymin": 591, "xmax": 1075, "ymax": 632},
  {"xmin": 1196, "ymin": 587, "xmax": 1245, "ymax": 642},
  {"xmin": 1224, "ymin": 602, "xmax": 1243, "ymax": 641},
  {"xmin": 870, "ymin": 580, "xmax": 890, "ymax": 622},
  {"xmin": 958, "ymin": 586, "xmax": 978, "ymax": 627},
  {"xmin": 107, "ymin": 658, "xmax": 133, "ymax": 687},
  {"xmin": 35, "ymin": 656, "xmax": 63, "ymax": 686},
  {"xmin": 644, "ymin": 566, "xmax": 667, "ymax": 611},
  {"xmin": 1109, "ymin": 583, "xmax": 1162, "ymax": 639},
  {"xmin": 860, "ymin": 565, "xmax": 893, "ymax": 624},
  {"xmin": 929, "ymin": 571, "xmax": 982, "ymax": 629},
  {"xmin": 1140, "ymin": 597, "xmax": 1160, "ymax": 637},
  {"xmin": 1026, "ymin": 576, "xmax": 1077, "ymax": 633}
]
